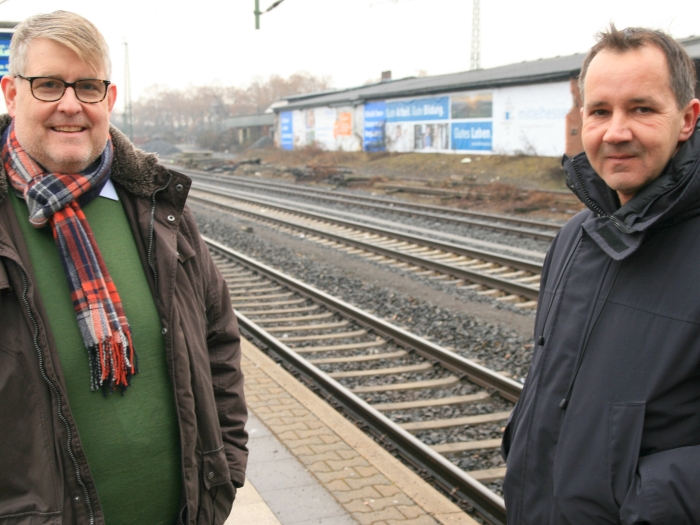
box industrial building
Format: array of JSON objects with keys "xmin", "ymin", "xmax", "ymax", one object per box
[
  {"xmin": 224, "ymin": 113, "xmax": 275, "ymax": 147},
  {"xmin": 272, "ymin": 36, "xmax": 700, "ymax": 158}
]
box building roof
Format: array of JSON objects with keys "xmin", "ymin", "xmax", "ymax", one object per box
[
  {"xmin": 276, "ymin": 37, "xmax": 700, "ymax": 112},
  {"xmin": 224, "ymin": 113, "xmax": 275, "ymax": 128},
  {"xmin": 680, "ymin": 35, "xmax": 700, "ymax": 59}
]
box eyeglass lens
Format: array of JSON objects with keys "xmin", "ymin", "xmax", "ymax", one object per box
[{"xmin": 31, "ymin": 78, "xmax": 107, "ymax": 103}]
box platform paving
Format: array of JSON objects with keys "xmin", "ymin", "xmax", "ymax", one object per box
[
  {"xmin": 235, "ymin": 338, "xmax": 479, "ymax": 525},
  {"xmin": 226, "ymin": 475, "xmax": 282, "ymax": 525}
]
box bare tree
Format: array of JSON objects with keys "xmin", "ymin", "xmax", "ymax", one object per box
[{"xmin": 131, "ymin": 71, "xmax": 332, "ymax": 144}]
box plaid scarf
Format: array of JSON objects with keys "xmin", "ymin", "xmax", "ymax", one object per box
[{"xmin": 3, "ymin": 121, "xmax": 137, "ymax": 393}]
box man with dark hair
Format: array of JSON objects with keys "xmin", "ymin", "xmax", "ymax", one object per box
[
  {"xmin": 502, "ymin": 25, "xmax": 700, "ymax": 524},
  {"xmin": 0, "ymin": 11, "xmax": 247, "ymax": 524}
]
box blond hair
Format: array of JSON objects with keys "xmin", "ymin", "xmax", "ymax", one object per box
[{"xmin": 9, "ymin": 11, "xmax": 112, "ymax": 79}]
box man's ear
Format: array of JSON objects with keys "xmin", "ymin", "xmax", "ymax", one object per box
[
  {"xmin": 679, "ymin": 98, "xmax": 700, "ymax": 142},
  {"xmin": 106, "ymin": 83, "xmax": 117, "ymax": 114},
  {"xmin": 1, "ymin": 75, "xmax": 18, "ymax": 117}
]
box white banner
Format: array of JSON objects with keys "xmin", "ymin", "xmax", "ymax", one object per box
[{"xmin": 492, "ymin": 81, "xmax": 571, "ymax": 157}]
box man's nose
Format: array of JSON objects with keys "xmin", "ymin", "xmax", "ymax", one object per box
[
  {"xmin": 55, "ymin": 85, "xmax": 83, "ymax": 113},
  {"xmin": 602, "ymin": 111, "xmax": 633, "ymax": 144}
]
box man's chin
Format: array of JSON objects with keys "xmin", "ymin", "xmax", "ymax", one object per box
[
  {"xmin": 38, "ymin": 154, "xmax": 96, "ymax": 174},
  {"xmin": 34, "ymin": 148, "xmax": 99, "ymax": 173}
]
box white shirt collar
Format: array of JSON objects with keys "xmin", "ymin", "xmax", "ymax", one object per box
[{"xmin": 99, "ymin": 177, "xmax": 119, "ymax": 201}]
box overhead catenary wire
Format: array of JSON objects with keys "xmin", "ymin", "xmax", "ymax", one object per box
[
  {"xmin": 255, "ymin": 0, "xmax": 287, "ymax": 28},
  {"xmin": 264, "ymin": 0, "xmax": 286, "ymax": 13}
]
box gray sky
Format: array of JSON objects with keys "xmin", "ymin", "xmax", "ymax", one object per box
[{"xmin": 2, "ymin": 0, "xmax": 700, "ymax": 114}]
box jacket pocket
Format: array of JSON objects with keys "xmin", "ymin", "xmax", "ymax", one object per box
[
  {"xmin": 609, "ymin": 402, "xmax": 645, "ymax": 508},
  {"xmin": 0, "ymin": 344, "xmax": 61, "ymax": 521},
  {"xmin": 197, "ymin": 446, "xmax": 234, "ymax": 525},
  {"xmin": 0, "ymin": 511, "xmax": 61, "ymax": 525},
  {"xmin": 202, "ymin": 446, "xmax": 231, "ymax": 491}
]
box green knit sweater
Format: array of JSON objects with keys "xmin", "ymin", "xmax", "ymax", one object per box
[{"xmin": 11, "ymin": 189, "xmax": 181, "ymax": 525}]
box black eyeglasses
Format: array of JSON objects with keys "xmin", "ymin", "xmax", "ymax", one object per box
[{"xmin": 16, "ymin": 75, "xmax": 111, "ymax": 103}]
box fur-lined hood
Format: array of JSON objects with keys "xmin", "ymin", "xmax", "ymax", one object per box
[{"xmin": 0, "ymin": 113, "xmax": 170, "ymax": 203}]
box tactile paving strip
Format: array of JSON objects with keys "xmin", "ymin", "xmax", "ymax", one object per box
[{"xmin": 241, "ymin": 338, "xmax": 479, "ymax": 525}]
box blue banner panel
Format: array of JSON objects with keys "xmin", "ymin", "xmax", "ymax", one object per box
[
  {"xmin": 363, "ymin": 101, "xmax": 386, "ymax": 152},
  {"xmin": 0, "ymin": 32, "xmax": 12, "ymax": 77},
  {"xmin": 385, "ymin": 96, "xmax": 449, "ymax": 122},
  {"xmin": 451, "ymin": 121, "xmax": 493, "ymax": 151},
  {"xmin": 280, "ymin": 111, "xmax": 293, "ymax": 150}
]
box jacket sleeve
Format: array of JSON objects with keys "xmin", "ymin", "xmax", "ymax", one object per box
[
  {"xmin": 620, "ymin": 446, "xmax": 700, "ymax": 525},
  {"xmin": 191, "ymin": 213, "xmax": 249, "ymax": 488}
]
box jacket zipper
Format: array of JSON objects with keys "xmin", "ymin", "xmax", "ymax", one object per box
[
  {"xmin": 535, "ymin": 234, "xmax": 582, "ymax": 348},
  {"xmin": 570, "ymin": 156, "xmax": 634, "ymax": 234},
  {"xmin": 148, "ymin": 172, "xmax": 173, "ymax": 307},
  {"xmin": 148, "ymin": 171, "xmax": 190, "ymax": 524},
  {"xmin": 558, "ymin": 256, "xmax": 617, "ymax": 409},
  {"xmin": 19, "ymin": 266, "xmax": 95, "ymax": 525}
]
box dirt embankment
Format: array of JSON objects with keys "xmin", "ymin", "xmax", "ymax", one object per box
[{"xmin": 231, "ymin": 147, "xmax": 586, "ymax": 222}]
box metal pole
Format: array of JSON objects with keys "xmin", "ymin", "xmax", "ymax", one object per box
[
  {"xmin": 123, "ymin": 41, "xmax": 133, "ymax": 141},
  {"xmin": 470, "ymin": 0, "xmax": 481, "ymax": 70},
  {"xmin": 255, "ymin": 0, "xmax": 261, "ymax": 29}
]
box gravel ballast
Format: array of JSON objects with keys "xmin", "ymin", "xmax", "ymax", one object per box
[{"xmin": 194, "ymin": 204, "xmax": 535, "ymax": 382}]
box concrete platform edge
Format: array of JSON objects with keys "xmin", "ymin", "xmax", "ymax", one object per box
[{"xmin": 241, "ymin": 338, "xmax": 479, "ymax": 525}]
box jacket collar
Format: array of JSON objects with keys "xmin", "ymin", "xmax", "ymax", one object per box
[
  {"xmin": 563, "ymin": 122, "xmax": 700, "ymax": 260},
  {"xmin": 0, "ymin": 113, "xmax": 168, "ymax": 205}
]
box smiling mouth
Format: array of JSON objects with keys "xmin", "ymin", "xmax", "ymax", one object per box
[{"xmin": 52, "ymin": 126, "xmax": 86, "ymax": 132}]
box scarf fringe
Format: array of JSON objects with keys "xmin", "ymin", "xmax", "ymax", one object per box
[{"xmin": 89, "ymin": 328, "xmax": 138, "ymax": 393}]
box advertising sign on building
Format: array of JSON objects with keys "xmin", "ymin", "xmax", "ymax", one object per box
[
  {"xmin": 280, "ymin": 111, "xmax": 293, "ymax": 150},
  {"xmin": 450, "ymin": 91, "xmax": 493, "ymax": 152},
  {"xmin": 334, "ymin": 112, "xmax": 352, "ymax": 137},
  {"xmin": 492, "ymin": 81, "xmax": 570, "ymax": 156},
  {"xmin": 451, "ymin": 121, "xmax": 493, "ymax": 151},
  {"xmin": 363, "ymin": 101, "xmax": 386, "ymax": 152},
  {"xmin": 0, "ymin": 31, "xmax": 13, "ymax": 78},
  {"xmin": 451, "ymin": 92, "xmax": 492, "ymax": 119},
  {"xmin": 279, "ymin": 82, "xmax": 569, "ymax": 156},
  {"xmin": 314, "ymin": 107, "xmax": 337, "ymax": 150},
  {"xmin": 385, "ymin": 96, "xmax": 449, "ymax": 122}
]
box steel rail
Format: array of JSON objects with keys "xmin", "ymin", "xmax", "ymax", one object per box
[
  {"xmin": 187, "ymin": 169, "xmax": 562, "ymax": 231},
  {"xmin": 205, "ymin": 237, "xmax": 524, "ymax": 403},
  {"xmin": 185, "ymin": 169, "xmax": 562, "ymax": 239},
  {"xmin": 193, "ymin": 181, "xmax": 542, "ymax": 271},
  {"xmin": 191, "ymin": 185, "xmax": 542, "ymax": 301},
  {"xmin": 192, "ymin": 194, "xmax": 540, "ymax": 300},
  {"xmin": 205, "ymin": 236, "xmax": 516, "ymax": 525}
]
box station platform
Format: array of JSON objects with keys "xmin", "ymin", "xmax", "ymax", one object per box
[{"xmin": 225, "ymin": 338, "xmax": 479, "ymax": 525}]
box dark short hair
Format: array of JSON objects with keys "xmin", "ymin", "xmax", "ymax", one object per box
[{"xmin": 579, "ymin": 24, "xmax": 696, "ymax": 108}]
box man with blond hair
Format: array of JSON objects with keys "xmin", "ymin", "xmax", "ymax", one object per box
[
  {"xmin": 0, "ymin": 11, "xmax": 247, "ymax": 524},
  {"xmin": 502, "ymin": 25, "xmax": 700, "ymax": 524}
]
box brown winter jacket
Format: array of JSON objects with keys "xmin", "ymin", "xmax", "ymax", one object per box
[{"xmin": 0, "ymin": 114, "xmax": 248, "ymax": 525}]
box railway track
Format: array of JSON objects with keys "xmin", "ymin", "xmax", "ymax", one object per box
[
  {"xmin": 206, "ymin": 236, "xmax": 521, "ymax": 525},
  {"xmin": 182, "ymin": 169, "xmax": 562, "ymax": 242},
  {"xmin": 190, "ymin": 183, "xmax": 542, "ymax": 304}
]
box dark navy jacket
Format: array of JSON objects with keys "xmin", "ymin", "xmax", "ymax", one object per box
[{"xmin": 503, "ymin": 123, "xmax": 700, "ymax": 524}]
